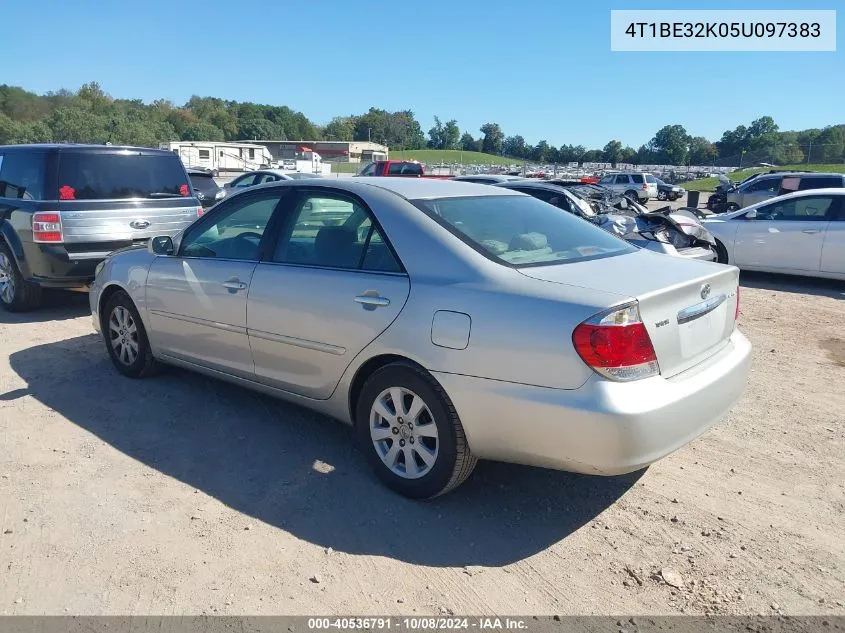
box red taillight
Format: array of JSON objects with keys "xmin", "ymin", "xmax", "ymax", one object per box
[
  {"xmin": 32, "ymin": 212, "xmax": 63, "ymax": 243},
  {"xmin": 572, "ymin": 303, "xmax": 659, "ymax": 381},
  {"xmin": 642, "ymin": 183, "xmax": 648, "ymax": 190},
  {"xmin": 734, "ymin": 286, "xmax": 740, "ymax": 320},
  {"xmin": 196, "ymin": 206, "xmax": 204, "ymax": 217}
]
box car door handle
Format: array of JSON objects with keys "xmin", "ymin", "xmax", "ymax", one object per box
[
  {"xmin": 354, "ymin": 295, "xmax": 390, "ymax": 308},
  {"xmin": 802, "ymin": 229, "xmax": 820, "ymax": 234},
  {"xmin": 222, "ymin": 279, "xmax": 248, "ymax": 291}
]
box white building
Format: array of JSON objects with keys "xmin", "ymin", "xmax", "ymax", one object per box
[{"xmin": 163, "ymin": 141, "xmax": 273, "ymax": 174}]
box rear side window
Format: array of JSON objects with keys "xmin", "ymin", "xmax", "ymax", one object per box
[
  {"xmin": 0, "ymin": 152, "xmax": 45, "ymax": 200},
  {"xmin": 614, "ymin": 175, "xmax": 630, "ymax": 184},
  {"xmin": 798, "ymin": 176, "xmax": 844, "ymax": 190},
  {"xmin": 57, "ymin": 152, "xmax": 191, "ymax": 200},
  {"xmin": 645, "ymin": 175, "xmax": 657, "ymax": 183},
  {"xmin": 631, "ymin": 174, "xmax": 644, "ymax": 184}
]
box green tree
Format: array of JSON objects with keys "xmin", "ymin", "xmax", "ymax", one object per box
[
  {"xmin": 619, "ymin": 146, "xmax": 637, "ymax": 164},
  {"xmin": 182, "ymin": 121, "xmax": 225, "ymax": 142},
  {"xmin": 480, "ymin": 122, "xmax": 504, "ymax": 155},
  {"xmin": 531, "ymin": 140, "xmax": 550, "ymax": 162},
  {"xmin": 460, "ymin": 132, "xmax": 478, "ymax": 152},
  {"xmin": 502, "ymin": 135, "xmax": 526, "ymax": 158},
  {"xmin": 650, "ymin": 124, "xmax": 691, "ymax": 164},
  {"xmin": 324, "ymin": 116, "xmax": 356, "ymax": 141},
  {"xmin": 237, "ymin": 117, "xmax": 284, "ymax": 141},
  {"xmin": 812, "ymin": 125, "xmax": 845, "ymax": 163},
  {"xmin": 46, "ymin": 107, "xmax": 109, "ymax": 143},
  {"xmin": 602, "ymin": 139, "xmax": 624, "ymax": 164}
]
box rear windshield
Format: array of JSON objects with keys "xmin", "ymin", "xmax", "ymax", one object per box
[
  {"xmin": 189, "ymin": 173, "xmax": 218, "ymax": 192},
  {"xmin": 57, "ymin": 152, "xmax": 191, "ymax": 200},
  {"xmin": 413, "ymin": 195, "xmax": 635, "ymax": 267}
]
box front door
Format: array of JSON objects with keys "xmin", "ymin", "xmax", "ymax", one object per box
[
  {"xmin": 247, "ymin": 190, "xmax": 410, "ymax": 399},
  {"xmin": 145, "ymin": 189, "xmax": 286, "ymax": 377},
  {"xmin": 733, "ymin": 194, "xmax": 835, "ymax": 273}
]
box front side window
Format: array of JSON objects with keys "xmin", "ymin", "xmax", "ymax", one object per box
[
  {"xmin": 273, "ymin": 193, "xmax": 401, "ymax": 272},
  {"xmin": 598, "ymin": 175, "xmax": 613, "ymax": 185},
  {"xmin": 414, "ymin": 195, "xmax": 635, "ymax": 267},
  {"xmin": 746, "ymin": 177, "xmax": 780, "ymax": 193},
  {"xmin": 756, "ymin": 195, "xmax": 835, "ymax": 221},
  {"xmin": 179, "ymin": 192, "xmax": 282, "ymax": 260},
  {"xmin": 0, "ymin": 152, "xmax": 45, "ymax": 200},
  {"xmin": 57, "ymin": 152, "xmax": 190, "ymax": 200}
]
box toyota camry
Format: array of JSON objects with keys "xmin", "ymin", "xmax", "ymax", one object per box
[{"xmin": 90, "ymin": 178, "xmax": 751, "ymax": 498}]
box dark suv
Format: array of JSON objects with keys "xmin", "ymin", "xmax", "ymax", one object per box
[
  {"xmin": 187, "ymin": 167, "xmax": 225, "ymax": 208},
  {"xmin": 0, "ymin": 144, "xmax": 202, "ymax": 311}
]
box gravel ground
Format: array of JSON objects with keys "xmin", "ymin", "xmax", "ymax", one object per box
[{"xmin": 0, "ymin": 273, "xmax": 843, "ymax": 616}]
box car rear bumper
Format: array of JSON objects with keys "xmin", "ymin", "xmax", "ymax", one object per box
[{"xmin": 432, "ymin": 329, "xmax": 751, "ymax": 475}]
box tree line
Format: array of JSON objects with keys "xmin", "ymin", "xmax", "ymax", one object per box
[{"xmin": 1, "ymin": 83, "xmax": 843, "ymax": 166}]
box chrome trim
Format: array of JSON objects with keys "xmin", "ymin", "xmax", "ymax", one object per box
[
  {"xmin": 247, "ymin": 328, "xmax": 347, "ymax": 356},
  {"xmin": 148, "ymin": 309, "xmax": 247, "ymax": 334},
  {"xmin": 677, "ymin": 294, "xmax": 727, "ymax": 325}
]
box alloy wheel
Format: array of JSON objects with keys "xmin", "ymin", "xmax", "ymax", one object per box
[
  {"xmin": 370, "ymin": 386, "xmax": 439, "ymax": 479},
  {"xmin": 0, "ymin": 252, "xmax": 15, "ymax": 305},
  {"xmin": 109, "ymin": 305, "xmax": 139, "ymax": 367}
]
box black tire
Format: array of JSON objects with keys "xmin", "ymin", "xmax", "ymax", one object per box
[
  {"xmin": 102, "ymin": 290, "xmax": 163, "ymax": 378},
  {"xmin": 714, "ymin": 240, "xmax": 729, "ymax": 265},
  {"xmin": 624, "ymin": 190, "xmax": 639, "ymax": 203},
  {"xmin": 355, "ymin": 361, "xmax": 477, "ymax": 499},
  {"xmin": 726, "ymin": 203, "xmax": 740, "ymax": 212},
  {"xmin": 0, "ymin": 242, "xmax": 42, "ymax": 312}
]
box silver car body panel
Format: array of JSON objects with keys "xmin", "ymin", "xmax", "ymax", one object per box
[{"xmin": 91, "ymin": 178, "xmax": 752, "ymax": 475}]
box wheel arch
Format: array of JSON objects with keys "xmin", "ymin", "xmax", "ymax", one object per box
[
  {"xmin": 0, "ymin": 222, "xmax": 32, "ymax": 279},
  {"xmin": 97, "ymin": 282, "xmax": 133, "ymax": 332}
]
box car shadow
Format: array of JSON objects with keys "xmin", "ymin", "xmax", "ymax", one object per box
[
  {"xmin": 0, "ymin": 290, "xmax": 90, "ymax": 323},
  {"xmin": 739, "ymin": 271, "xmax": 845, "ymax": 300},
  {"xmin": 8, "ymin": 334, "xmax": 642, "ymax": 567}
]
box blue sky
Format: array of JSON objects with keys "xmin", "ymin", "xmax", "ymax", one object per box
[{"xmin": 5, "ymin": 0, "xmax": 842, "ymax": 148}]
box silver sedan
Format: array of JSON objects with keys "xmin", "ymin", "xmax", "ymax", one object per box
[{"xmin": 90, "ymin": 178, "xmax": 752, "ymax": 498}]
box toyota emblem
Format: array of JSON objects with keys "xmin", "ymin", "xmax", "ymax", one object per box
[{"xmin": 700, "ymin": 283, "xmax": 711, "ymax": 300}]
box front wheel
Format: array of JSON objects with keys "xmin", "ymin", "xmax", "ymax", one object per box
[
  {"xmin": 356, "ymin": 362, "xmax": 477, "ymax": 499},
  {"xmin": 657, "ymin": 190, "xmax": 668, "ymax": 201},
  {"xmin": 0, "ymin": 243, "xmax": 42, "ymax": 312},
  {"xmin": 102, "ymin": 290, "xmax": 163, "ymax": 378},
  {"xmin": 714, "ymin": 240, "xmax": 729, "ymax": 264}
]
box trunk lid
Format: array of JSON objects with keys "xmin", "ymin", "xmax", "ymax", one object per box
[{"xmin": 519, "ymin": 250, "xmax": 739, "ymax": 378}]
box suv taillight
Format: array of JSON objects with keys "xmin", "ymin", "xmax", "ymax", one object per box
[
  {"xmin": 572, "ymin": 303, "xmax": 659, "ymax": 382},
  {"xmin": 32, "ymin": 212, "xmax": 63, "ymax": 243},
  {"xmin": 642, "ymin": 183, "xmax": 648, "ymax": 190}
]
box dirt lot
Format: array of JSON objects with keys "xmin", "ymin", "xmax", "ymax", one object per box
[{"xmin": 1, "ymin": 274, "xmax": 843, "ymax": 616}]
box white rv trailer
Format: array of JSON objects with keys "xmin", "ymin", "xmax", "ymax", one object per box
[{"xmin": 162, "ymin": 141, "xmax": 273, "ymax": 174}]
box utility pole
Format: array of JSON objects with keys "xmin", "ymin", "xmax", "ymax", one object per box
[
  {"xmin": 368, "ymin": 128, "xmax": 371, "ymax": 142},
  {"xmin": 807, "ymin": 141, "xmax": 812, "ymax": 164}
]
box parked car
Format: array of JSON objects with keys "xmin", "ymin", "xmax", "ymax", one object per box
[
  {"xmin": 0, "ymin": 144, "xmax": 201, "ymax": 312},
  {"xmin": 452, "ymin": 174, "xmax": 526, "ymax": 184},
  {"xmin": 652, "ymin": 176, "xmax": 685, "ymax": 201},
  {"xmin": 90, "ymin": 177, "xmax": 750, "ymax": 498},
  {"xmin": 224, "ymin": 169, "xmax": 295, "ymax": 193},
  {"xmin": 496, "ymin": 181, "xmax": 717, "ymax": 261},
  {"xmin": 717, "ymin": 172, "xmax": 845, "ymax": 212},
  {"xmin": 596, "ymin": 172, "xmax": 657, "ymax": 203},
  {"xmin": 357, "ymin": 160, "xmax": 452, "ymax": 178},
  {"xmin": 187, "ymin": 168, "xmax": 225, "ymax": 209},
  {"xmin": 703, "ymin": 188, "xmax": 845, "ymax": 279}
]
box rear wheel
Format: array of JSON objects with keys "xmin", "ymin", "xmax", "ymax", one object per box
[
  {"xmin": 356, "ymin": 362, "xmax": 477, "ymax": 499},
  {"xmin": 624, "ymin": 190, "xmax": 639, "ymax": 204},
  {"xmin": 726, "ymin": 203, "xmax": 740, "ymax": 212},
  {"xmin": 0, "ymin": 242, "xmax": 42, "ymax": 312},
  {"xmin": 102, "ymin": 290, "xmax": 163, "ymax": 378}
]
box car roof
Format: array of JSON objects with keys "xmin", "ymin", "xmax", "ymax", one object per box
[
  {"xmin": 0, "ymin": 143, "xmax": 176, "ymax": 155},
  {"xmin": 240, "ymin": 176, "xmax": 523, "ymax": 201}
]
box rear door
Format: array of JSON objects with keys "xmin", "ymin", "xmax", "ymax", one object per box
[
  {"xmin": 820, "ymin": 198, "xmax": 845, "ymax": 274},
  {"xmin": 247, "ymin": 189, "xmax": 410, "ymax": 399},
  {"xmin": 733, "ymin": 194, "xmax": 834, "ymax": 273},
  {"xmin": 145, "ymin": 189, "xmax": 288, "ymax": 376}
]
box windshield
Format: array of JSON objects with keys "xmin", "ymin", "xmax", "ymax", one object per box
[
  {"xmin": 413, "ymin": 195, "xmax": 635, "ymax": 267},
  {"xmin": 57, "ymin": 152, "xmax": 191, "ymax": 200}
]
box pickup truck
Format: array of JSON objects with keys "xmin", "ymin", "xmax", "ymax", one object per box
[{"xmin": 357, "ymin": 160, "xmax": 452, "ymax": 178}]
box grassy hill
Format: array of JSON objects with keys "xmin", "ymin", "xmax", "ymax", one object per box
[
  {"xmin": 389, "ymin": 150, "xmax": 524, "ymax": 166},
  {"xmin": 684, "ymin": 164, "xmax": 845, "ymax": 191}
]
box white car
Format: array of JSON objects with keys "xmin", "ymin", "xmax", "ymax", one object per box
[{"xmin": 703, "ymin": 188, "xmax": 845, "ymax": 280}]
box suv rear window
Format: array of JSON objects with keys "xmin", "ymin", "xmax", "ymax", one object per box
[
  {"xmin": 631, "ymin": 174, "xmax": 644, "ymax": 184},
  {"xmin": 798, "ymin": 176, "xmax": 844, "ymax": 190},
  {"xmin": 57, "ymin": 152, "xmax": 191, "ymax": 200},
  {"xmin": 189, "ymin": 172, "xmax": 218, "ymax": 193},
  {"xmin": 413, "ymin": 195, "xmax": 635, "ymax": 267}
]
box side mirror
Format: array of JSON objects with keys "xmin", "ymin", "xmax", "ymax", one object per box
[
  {"xmin": 223, "ymin": 182, "xmax": 231, "ymax": 189},
  {"xmin": 150, "ymin": 235, "xmax": 175, "ymax": 255},
  {"xmin": 744, "ymin": 209, "xmax": 757, "ymax": 220}
]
